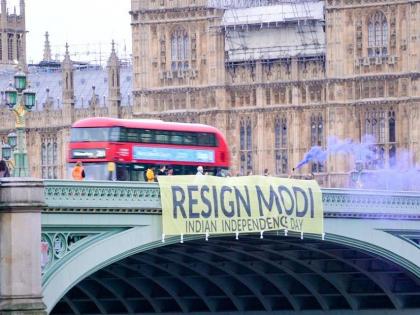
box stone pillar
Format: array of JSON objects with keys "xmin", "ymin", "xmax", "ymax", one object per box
[{"xmin": 0, "ymin": 178, "xmax": 46, "ymax": 315}]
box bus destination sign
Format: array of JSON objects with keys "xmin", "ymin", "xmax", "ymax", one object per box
[{"xmin": 133, "ymin": 147, "xmax": 215, "ymax": 163}]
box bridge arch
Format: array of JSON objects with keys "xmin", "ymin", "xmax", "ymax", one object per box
[{"xmin": 43, "ymin": 226, "xmax": 420, "ymax": 314}]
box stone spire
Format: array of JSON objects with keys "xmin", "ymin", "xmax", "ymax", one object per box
[
  {"xmin": 62, "ymin": 43, "xmax": 74, "ymax": 98},
  {"xmin": 43, "ymin": 32, "xmax": 52, "ymax": 62},
  {"xmin": 61, "ymin": 43, "xmax": 75, "ymax": 123},
  {"xmin": 62, "ymin": 42, "xmax": 72, "ymax": 66},
  {"xmin": 20, "ymin": 0, "xmax": 24, "ymax": 17},
  {"xmin": 1, "ymin": 0, "xmax": 6, "ymax": 21},
  {"xmin": 107, "ymin": 40, "xmax": 121, "ymax": 117}
]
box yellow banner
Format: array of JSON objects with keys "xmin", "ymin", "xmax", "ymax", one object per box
[{"xmin": 159, "ymin": 176, "xmax": 324, "ymax": 236}]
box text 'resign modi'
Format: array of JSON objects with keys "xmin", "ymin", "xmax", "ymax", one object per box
[{"xmin": 159, "ymin": 176, "xmax": 324, "ymax": 236}]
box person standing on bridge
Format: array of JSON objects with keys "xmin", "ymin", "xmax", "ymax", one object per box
[
  {"xmin": 72, "ymin": 161, "xmax": 86, "ymax": 181},
  {"xmin": 157, "ymin": 165, "xmax": 167, "ymax": 176},
  {"xmin": 146, "ymin": 166, "xmax": 155, "ymax": 183},
  {"xmin": 0, "ymin": 160, "xmax": 10, "ymax": 177},
  {"xmin": 196, "ymin": 166, "xmax": 204, "ymax": 176}
]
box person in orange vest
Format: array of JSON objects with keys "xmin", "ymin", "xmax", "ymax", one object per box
[
  {"xmin": 145, "ymin": 166, "xmax": 155, "ymax": 183},
  {"xmin": 72, "ymin": 161, "xmax": 86, "ymax": 180}
]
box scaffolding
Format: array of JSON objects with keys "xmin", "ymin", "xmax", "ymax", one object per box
[
  {"xmin": 208, "ymin": 0, "xmax": 307, "ymax": 9},
  {"xmin": 217, "ymin": 0, "xmax": 325, "ymax": 66},
  {"xmin": 41, "ymin": 41, "xmax": 132, "ymax": 67}
]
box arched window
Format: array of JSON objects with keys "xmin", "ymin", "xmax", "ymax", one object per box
[
  {"xmin": 171, "ymin": 27, "xmax": 189, "ymax": 71},
  {"xmin": 364, "ymin": 109, "xmax": 396, "ymax": 169},
  {"xmin": 365, "ymin": 110, "xmax": 385, "ymax": 145},
  {"xmin": 7, "ymin": 34, "xmax": 13, "ymax": 60},
  {"xmin": 274, "ymin": 117, "xmax": 288, "ymax": 175},
  {"xmin": 41, "ymin": 143, "xmax": 47, "ymax": 178},
  {"xmin": 17, "ymin": 35, "xmax": 22, "ymax": 61},
  {"xmin": 240, "ymin": 118, "xmax": 252, "ymax": 175},
  {"xmin": 53, "ymin": 142, "xmax": 58, "ymax": 179},
  {"xmin": 41, "ymin": 137, "xmax": 59, "ymax": 179},
  {"xmin": 388, "ymin": 110, "xmax": 396, "ymax": 167},
  {"xmin": 310, "ymin": 114, "xmax": 324, "ymax": 173},
  {"xmin": 367, "ymin": 11, "xmax": 388, "ymax": 57}
]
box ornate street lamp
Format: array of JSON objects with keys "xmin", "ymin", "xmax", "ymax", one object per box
[
  {"xmin": 350, "ymin": 160, "xmax": 364, "ymax": 188},
  {"xmin": 23, "ymin": 85, "xmax": 36, "ymax": 110},
  {"xmin": 7, "ymin": 132, "xmax": 17, "ymax": 149},
  {"xmin": 5, "ymin": 82, "xmax": 17, "ymax": 109},
  {"xmin": 2, "ymin": 67, "xmax": 36, "ymax": 177},
  {"xmin": 14, "ymin": 69, "xmax": 27, "ymax": 92},
  {"xmin": 1, "ymin": 144, "xmax": 11, "ymax": 161}
]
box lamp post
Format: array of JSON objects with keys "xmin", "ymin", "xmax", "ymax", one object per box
[
  {"xmin": 3, "ymin": 68, "xmax": 36, "ymax": 177},
  {"xmin": 350, "ymin": 160, "xmax": 364, "ymax": 188}
]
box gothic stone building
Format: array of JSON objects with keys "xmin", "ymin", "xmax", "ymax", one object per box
[
  {"xmin": 129, "ymin": 0, "xmax": 420, "ymax": 187},
  {"xmin": 1, "ymin": 0, "xmax": 420, "ymax": 187}
]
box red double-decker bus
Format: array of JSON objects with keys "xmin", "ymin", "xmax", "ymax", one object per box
[{"xmin": 67, "ymin": 117, "xmax": 230, "ymax": 181}]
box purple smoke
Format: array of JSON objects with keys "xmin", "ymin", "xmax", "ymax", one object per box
[
  {"xmin": 296, "ymin": 146, "xmax": 327, "ymax": 169},
  {"xmin": 297, "ymin": 135, "xmax": 378, "ymax": 169},
  {"xmin": 296, "ymin": 135, "xmax": 420, "ymax": 191}
]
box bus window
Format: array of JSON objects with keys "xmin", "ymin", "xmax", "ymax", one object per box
[
  {"xmin": 118, "ymin": 128, "xmax": 127, "ymax": 142},
  {"xmin": 183, "ymin": 132, "xmax": 197, "ymax": 145},
  {"xmin": 140, "ymin": 129, "xmax": 153, "ymax": 143},
  {"xmin": 170, "ymin": 132, "xmax": 183, "ymax": 145},
  {"xmin": 71, "ymin": 128, "xmax": 111, "ymax": 142},
  {"xmin": 198, "ymin": 133, "xmax": 213, "ymax": 146},
  {"xmin": 155, "ymin": 130, "xmax": 170, "ymax": 144},
  {"xmin": 127, "ymin": 129, "xmax": 139, "ymax": 142},
  {"xmin": 109, "ymin": 127, "xmax": 120, "ymax": 142}
]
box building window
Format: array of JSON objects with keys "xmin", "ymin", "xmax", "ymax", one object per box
[
  {"xmin": 274, "ymin": 117, "xmax": 288, "ymax": 175},
  {"xmin": 7, "ymin": 33, "xmax": 13, "ymax": 61},
  {"xmin": 346, "ymin": 81, "xmax": 353, "ymax": 100},
  {"xmin": 388, "ymin": 80, "xmax": 398, "ymax": 97},
  {"xmin": 171, "ymin": 27, "xmax": 189, "ymax": 71},
  {"xmin": 16, "ymin": 34, "xmax": 22, "ymax": 61},
  {"xmin": 301, "ymin": 86, "xmax": 307, "ymax": 103},
  {"xmin": 388, "ymin": 110, "xmax": 396, "ymax": 166},
  {"xmin": 230, "ymin": 91, "xmax": 235, "ymax": 107},
  {"xmin": 240, "ymin": 118, "xmax": 252, "ymax": 175},
  {"xmin": 266, "ymin": 89, "xmax": 271, "ymax": 105},
  {"xmin": 368, "ymin": 11, "xmax": 388, "ymax": 57},
  {"xmin": 280, "ymin": 88, "xmax": 286, "ymax": 103},
  {"xmin": 310, "ymin": 114, "xmax": 324, "ymax": 173},
  {"xmin": 41, "ymin": 137, "xmax": 59, "ymax": 179},
  {"xmin": 160, "ymin": 37, "xmax": 166, "ymax": 69},
  {"xmin": 309, "ymin": 85, "xmax": 322, "ymax": 102},
  {"xmin": 365, "ymin": 109, "xmax": 396, "ymax": 169},
  {"xmin": 274, "ymin": 91, "xmax": 279, "ymax": 104}
]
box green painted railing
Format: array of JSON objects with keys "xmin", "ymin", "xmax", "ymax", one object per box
[
  {"xmin": 43, "ymin": 180, "xmax": 420, "ymax": 218},
  {"xmin": 43, "ymin": 180, "xmax": 161, "ymax": 213}
]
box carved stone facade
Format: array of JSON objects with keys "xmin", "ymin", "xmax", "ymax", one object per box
[
  {"xmin": 130, "ymin": 0, "xmax": 420, "ymax": 187},
  {"xmin": 0, "ymin": 0, "xmax": 26, "ymax": 67},
  {"xmin": 1, "ymin": 0, "xmax": 419, "ymax": 187}
]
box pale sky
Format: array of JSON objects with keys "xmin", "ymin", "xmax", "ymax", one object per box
[{"xmin": 7, "ymin": 0, "xmax": 132, "ymax": 64}]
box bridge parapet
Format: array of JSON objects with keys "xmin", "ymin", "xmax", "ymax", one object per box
[
  {"xmin": 44, "ymin": 180, "xmax": 420, "ymax": 218},
  {"xmin": 43, "ymin": 180, "xmax": 161, "ymax": 213},
  {"xmin": 322, "ymin": 188, "xmax": 420, "ymax": 219}
]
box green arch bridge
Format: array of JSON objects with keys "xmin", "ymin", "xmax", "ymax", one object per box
[{"xmin": 1, "ymin": 178, "xmax": 420, "ymax": 315}]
